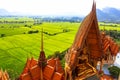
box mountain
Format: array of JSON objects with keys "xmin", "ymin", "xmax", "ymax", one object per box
[
  {"xmin": 96, "ymin": 8, "xmax": 120, "ymax": 22},
  {"xmin": 0, "ymin": 8, "xmax": 120, "ymax": 22},
  {"xmin": 0, "ymin": 9, "xmax": 11, "ymax": 15},
  {"xmin": 0, "ymin": 9, "xmax": 24, "ymax": 16}
]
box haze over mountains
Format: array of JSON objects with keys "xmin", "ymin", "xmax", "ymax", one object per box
[
  {"xmin": 97, "ymin": 8, "xmax": 120, "ymax": 22},
  {"xmin": 0, "ymin": 7, "xmax": 120, "ymax": 22}
]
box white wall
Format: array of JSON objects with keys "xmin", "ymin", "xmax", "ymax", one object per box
[{"xmin": 114, "ymin": 52, "xmax": 120, "ymax": 68}]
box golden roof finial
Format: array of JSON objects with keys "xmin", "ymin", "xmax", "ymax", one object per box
[
  {"xmin": 38, "ymin": 27, "xmax": 47, "ymax": 67},
  {"xmin": 39, "ymin": 28, "xmax": 45, "ymax": 80},
  {"xmin": 41, "ymin": 28, "xmax": 43, "ymax": 51},
  {"xmin": 92, "ymin": 0, "xmax": 96, "ymax": 12}
]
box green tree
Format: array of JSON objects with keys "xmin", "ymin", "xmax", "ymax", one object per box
[
  {"xmin": 1, "ymin": 34, "xmax": 5, "ymax": 37},
  {"xmin": 108, "ymin": 66, "xmax": 120, "ymax": 78}
]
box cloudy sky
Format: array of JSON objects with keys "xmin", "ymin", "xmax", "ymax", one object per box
[{"xmin": 0, "ymin": 0, "xmax": 120, "ymax": 16}]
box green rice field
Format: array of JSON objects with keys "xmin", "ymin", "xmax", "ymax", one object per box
[{"xmin": 0, "ymin": 20, "xmax": 120, "ymax": 79}]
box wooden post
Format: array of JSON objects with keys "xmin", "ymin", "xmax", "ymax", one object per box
[
  {"xmin": 69, "ymin": 70, "xmax": 73, "ymax": 80},
  {"xmin": 93, "ymin": 59, "xmax": 97, "ymax": 68},
  {"xmin": 100, "ymin": 58, "xmax": 103, "ymax": 73},
  {"xmin": 65, "ymin": 69, "xmax": 67, "ymax": 80},
  {"xmin": 65, "ymin": 66, "xmax": 67, "ymax": 80}
]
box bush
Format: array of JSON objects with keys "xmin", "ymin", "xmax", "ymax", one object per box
[
  {"xmin": 34, "ymin": 30, "xmax": 39, "ymax": 33},
  {"xmin": 28, "ymin": 31, "xmax": 33, "ymax": 34},
  {"xmin": 1, "ymin": 26, "xmax": 4, "ymax": 28},
  {"xmin": 63, "ymin": 29, "xmax": 70, "ymax": 32},
  {"xmin": 105, "ymin": 30, "xmax": 120, "ymax": 39},
  {"xmin": 1, "ymin": 34, "xmax": 5, "ymax": 37},
  {"xmin": 28, "ymin": 30, "xmax": 39, "ymax": 34},
  {"xmin": 24, "ymin": 24, "xmax": 28, "ymax": 27},
  {"xmin": 47, "ymin": 49, "xmax": 69, "ymax": 60},
  {"xmin": 24, "ymin": 25, "xmax": 32, "ymax": 28},
  {"xmin": 108, "ymin": 66, "xmax": 120, "ymax": 78}
]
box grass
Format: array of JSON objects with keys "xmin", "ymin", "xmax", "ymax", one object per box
[{"xmin": 0, "ymin": 21, "xmax": 120, "ymax": 79}]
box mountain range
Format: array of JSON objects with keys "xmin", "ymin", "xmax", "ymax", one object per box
[
  {"xmin": 0, "ymin": 9, "xmax": 10, "ymax": 15},
  {"xmin": 97, "ymin": 7, "xmax": 120, "ymax": 22},
  {"xmin": 0, "ymin": 7, "xmax": 120, "ymax": 22}
]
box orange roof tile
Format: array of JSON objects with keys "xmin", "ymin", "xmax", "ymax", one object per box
[
  {"xmin": 54, "ymin": 58, "xmax": 64, "ymax": 73},
  {"xmin": 20, "ymin": 73, "xmax": 32, "ymax": 80},
  {"xmin": 101, "ymin": 34, "xmax": 119, "ymax": 56},
  {"xmin": 29, "ymin": 65, "xmax": 41, "ymax": 80},
  {"xmin": 47, "ymin": 58, "xmax": 56, "ymax": 67},
  {"xmin": 21, "ymin": 58, "xmax": 37, "ymax": 74},
  {"xmin": 43, "ymin": 65, "xmax": 55, "ymax": 80},
  {"xmin": 19, "ymin": 57, "xmax": 64, "ymax": 80},
  {"xmin": 52, "ymin": 72, "xmax": 63, "ymax": 80}
]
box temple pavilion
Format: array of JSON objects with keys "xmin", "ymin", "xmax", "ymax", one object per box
[{"xmin": 64, "ymin": 1, "xmax": 119, "ymax": 80}]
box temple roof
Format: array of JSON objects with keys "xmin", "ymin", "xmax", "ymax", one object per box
[
  {"xmin": 72, "ymin": 2, "xmax": 99, "ymax": 49},
  {"xmin": 101, "ymin": 32, "xmax": 119, "ymax": 56},
  {"xmin": 65, "ymin": 2, "xmax": 103, "ymax": 69},
  {"xmin": 65, "ymin": 1, "xmax": 119, "ymax": 70},
  {"xmin": 20, "ymin": 57, "xmax": 64, "ymax": 80},
  {"xmin": 20, "ymin": 27, "xmax": 65, "ymax": 80},
  {"xmin": 21, "ymin": 57, "xmax": 37, "ymax": 75}
]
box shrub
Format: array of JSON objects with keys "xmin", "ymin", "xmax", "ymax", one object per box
[
  {"xmin": 34, "ymin": 30, "xmax": 39, "ymax": 33},
  {"xmin": 63, "ymin": 29, "xmax": 70, "ymax": 32},
  {"xmin": 47, "ymin": 49, "xmax": 69, "ymax": 60},
  {"xmin": 108, "ymin": 66, "xmax": 120, "ymax": 78},
  {"xmin": 1, "ymin": 34, "xmax": 5, "ymax": 37},
  {"xmin": 28, "ymin": 30, "xmax": 39, "ymax": 34},
  {"xmin": 28, "ymin": 31, "xmax": 33, "ymax": 34}
]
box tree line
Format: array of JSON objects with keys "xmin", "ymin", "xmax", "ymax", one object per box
[
  {"xmin": 105, "ymin": 30, "xmax": 120, "ymax": 40},
  {"xmin": 0, "ymin": 21, "xmax": 33, "ymax": 24}
]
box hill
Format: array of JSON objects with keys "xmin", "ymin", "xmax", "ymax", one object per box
[
  {"xmin": 0, "ymin": 8, "xmax": 120, "ymax": 22},
  {"xmin": 97, "ymin": 8, "xmax": 120, "ymax": 22},
  {"xmin": 0, "ymin": 9, "xmax": 10, "ymax": 15}
]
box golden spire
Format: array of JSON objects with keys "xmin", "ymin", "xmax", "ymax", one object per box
[
  {"xmin": 41, "ymin": 28, "xmax": 43, "ymax": 52},
  {"xmin": 39, "ymin": 28, "xmax": 44, "ymax": 80},
  {"xmin": 92, "ymin": 0, "xmax": 96, "ymax": 12},
  {"xmin": 38, "ymin": 28, "xmax": 47, "ymax": 66}
]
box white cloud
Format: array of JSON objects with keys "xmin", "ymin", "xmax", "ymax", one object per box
[{"xmin": 0, "ymin": 0, "xmax": 120, "ymax": 16}]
